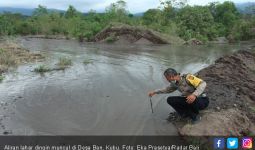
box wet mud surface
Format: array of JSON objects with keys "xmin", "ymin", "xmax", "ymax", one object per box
[{"xmin": 0, "ymin": 38, "xmax": 253, "ymax": 135}]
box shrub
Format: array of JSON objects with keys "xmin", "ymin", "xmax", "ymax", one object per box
[
  {"xmin": 0, "ymin": 48, "xmax": 16, "ymax": 66},
  {"xmin": 34, "ymin": 65, "xmax": 51, "ymax": 72},
  {"xmin": 0, "ymin": 75, "xmax": 4, "ymax": 81},
  {"xmin": 57, "ymin": 57, "xmax": 72, "ymax": 67},
  {"xmin": 83, "ymin": 59, "xmax": 93, "ymax": 65}
]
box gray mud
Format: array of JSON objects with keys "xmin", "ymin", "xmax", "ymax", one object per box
[{"xmin": 0, "ymin": 38, "xmax": 253, "ymax": 135}]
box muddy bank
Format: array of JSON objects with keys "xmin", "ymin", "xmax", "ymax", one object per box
[
  {"xmin": 90, "ymin": 24, "xmax": 178, "ymax": 44},
  {"xmin": 178, "ymin": 50, "xmax": 255, "ymax": 136},
  {"xmin": 0, "ymin": 41, "xmax": 44, "ymax": 74},
  {"xmin": 198, "ymin": 50, "xmax": 255, "ymax": 112},
  {"xmin": 24, "ymin": 35, "xmax": 70, "ymax": 40}
]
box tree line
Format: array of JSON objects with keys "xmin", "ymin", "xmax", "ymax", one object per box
[{"xmin": 0, "ymin": 0, "xmax": 254, "ymax": 42}]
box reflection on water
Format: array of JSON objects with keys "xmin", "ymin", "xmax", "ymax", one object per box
[{"xmin": 0, "ymin": 38, "xmax": 250, "ymax": 135}]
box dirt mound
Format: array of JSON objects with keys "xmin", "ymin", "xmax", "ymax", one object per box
[
  {"xmin": 197, "ymin": 50, "xmax": 255, "ymax": 120},
  {"xmin": 90, "ymin": 24, "xmax": 170, "ymax": 44},
  {"xmin": 180, "ymin": 109, "xmax": 251, "ymax": 136},
  {"xmin": 179, "ymin": 50, "xmax": 255, "ymax": 136}
]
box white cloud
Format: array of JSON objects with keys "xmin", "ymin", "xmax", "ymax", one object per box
[{"xmin": 0, "ymin": 0, "xmax": 159, "ymax": 13}]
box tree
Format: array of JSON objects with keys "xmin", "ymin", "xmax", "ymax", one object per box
[
  {"xmin": 0, "ymin": 15, "xmax": 15, "ymax": 35},
  {"xmin": 159, "ymin": 0, "xmax": 187, "ymax": 25},
  {"xmin": 106, "ymin": 0, "xmax": 128, "ymax": 14},
  {"xmin": 159, "ymin": 0, "xmax": 187, "ymax": 8},
  {"xmin": 230, "ymin": 19, "xmax": 255, "ymax": 41},
  {"xmin": 106, "ymin": 0, "xmax": 127, "ymax": 14},
  {"xmin": 176, "ymin": 6, "xmax": 217, "ymax": 41},
  {"xmin": 214, "ymin": 2, "xmax": 240, "ymax": 31},
  {"xmin": 208, "ymin": 2, "xmax": 219, "ymax": 18},
  {"xmin": 105, "ymin": 0, "xmax": 129, "ymax": 22},
  {"xmin": 33, "ymin": 5, "xmax": 48, "ymax": 16},
  {"xmin": 142, "ymin": 9, "xmax": 162, "ymax": 25},
  {"xmin": 65, "ymin": 5, "xmax": 79, "ymax": 18},
  {"xmin": 245, "ymin": 5, "xmax": 255, "ymax": 15}
]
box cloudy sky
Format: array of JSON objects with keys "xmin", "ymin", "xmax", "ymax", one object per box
[{"xmin": 0, "ymin": 0, "xmax": 253, "ymax": 13}]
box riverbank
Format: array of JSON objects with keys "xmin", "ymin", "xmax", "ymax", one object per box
[
  {"xmin": 176, "ymin": 49, "xmax": 255, "ymax": 136},
  {"xmin": 0, "ymin": 40, "xmax": 44, "ymax": 75},
  {"xmin": 11, "ymin": 22, "xmax": 255, "ymax": 45},
  {"xmin": 21, "ymin": 24, "xmax": 185, "ymax": 45},
  {"xmin": 89, "ymin": 24, "xmax": 185, "ymax": 45}
]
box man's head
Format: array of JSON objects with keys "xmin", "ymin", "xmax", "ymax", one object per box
[{"xmin": 164, "ymin": 68, "xmax": 180, "ymax": 82}]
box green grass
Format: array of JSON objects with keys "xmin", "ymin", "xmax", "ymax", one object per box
[
  {"xmin": 83, "ymin": 59, "xmax": 93, "ymax": 65},
  {"xmin": 0, "ymin": 48, "xmax": 5, "ymax": 54},
  {"xmin": 105, "ymin": 35, "xmax": 117, "ymax": 43},
  {"xmin": 252, "ymin": 69, "xmax": 255, "ymax": 75},
  {"xmin": 0, "ymin": 75, "xmax": 4, "ymax": 82},
  {"xmin": 0, "ymin": 48, "xmax": 16, "ymax": 66},
  {"xmin": 34, "ymin": 65, "xmax": 51, "ymax": 73},
  {"xmin": 57, "ymin": 57, "xmax": 72, "ymax": 68},
  {"xmin": 250, "ymin": 106, "xmax": 255, "ymax": 112}
]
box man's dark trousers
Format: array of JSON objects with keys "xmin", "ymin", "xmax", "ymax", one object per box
[{"xmin": 167, "ymin": 96, "xmax": 209, "ymax": 120}]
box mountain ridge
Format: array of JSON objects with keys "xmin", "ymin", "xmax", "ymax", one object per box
[{"xmin": 0, "ymin": 2, "xmax": 254, "ymax": 16}]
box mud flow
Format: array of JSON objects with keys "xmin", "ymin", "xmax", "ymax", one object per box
[{"xmin": 0, "ymin": 38, "xmax": 251, "ymax": 135}]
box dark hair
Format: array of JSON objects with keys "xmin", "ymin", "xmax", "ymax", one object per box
[{"xmin": 164, "ymin": 68, "xmax": 178, "ymax": 77}]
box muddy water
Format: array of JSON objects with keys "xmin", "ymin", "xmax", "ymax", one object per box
[{"xmin": 0, "ymin": 38, "xmax": 251, "ymax": 135}]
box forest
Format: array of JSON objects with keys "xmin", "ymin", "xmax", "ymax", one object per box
[{"xmin": 0, "ymin": 0, "xmax": 254, "ymax": 42}]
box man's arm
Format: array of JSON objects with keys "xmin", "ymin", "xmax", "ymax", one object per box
[
  {"xmin": 154, "ymin": 83, "xmax": 177, "ymax": 94},
  {"xmin": 192, "ymin": 81, "xmax": 206, "ymax": 97}
]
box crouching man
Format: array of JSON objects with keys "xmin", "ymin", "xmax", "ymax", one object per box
[{"xmin": 148, "ymin": 68, "xmax": 209, "ymax": 123}]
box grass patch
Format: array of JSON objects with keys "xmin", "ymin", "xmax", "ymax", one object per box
[
  {"xmin": 252, "ymin": 69, "xmax": 255, "ymax": 75},
  {"xmin": 0, "ymin": 48, "xmax": 16, "ymax": 67},
  {"xmin": 0, "ymin": 42, "xmax": 44, "ymax": 74},
  {"xmin": 0, "ymin": 48, "xmax": 5, "ymax": 54},
  {"xmin": 105, "ymin": 36, "xmax": 116, "ymax": 43},
  {"xmin": 57, "ymin": 57, "xmax": 72, "ymax": 68},
  {"xmin": 105, "ymin": 33, "xmax": 117, "ymax": 43},
  {"xmin": 83, "ymin": 59, "xmax": 93, "ymax": 65},
  {"xmin": 0, "ymin": 75, "xmax": 4, "ymax": 82},
  {"xmin": 34, "ymin": 65, "xmax": 51, "ymax": 73},
  {"xmin": 250, "ymin": 106, "xmax": 255, "ymax": 112}
]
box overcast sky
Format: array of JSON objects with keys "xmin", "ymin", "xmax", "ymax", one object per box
[{"xmin": 0, "ymin": 0, "xmax": 253, "ymax": 13}]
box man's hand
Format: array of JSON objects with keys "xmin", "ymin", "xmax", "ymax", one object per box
[
  {"xmin": 186, "ymin": 94, "xmax": 196, "ymax": 104},
  {"xmin": 148, "ymin": 91, "xmax": 156, "ymax": 97}
]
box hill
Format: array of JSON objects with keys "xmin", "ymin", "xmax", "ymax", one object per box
[
  {"xmin": 235, "ymin": 2, "xmax": 255, "ymax": 14},
  {"xmin": 0, "ymin": 7, "xmax": 65, "ymax": 16},
  {"xmin": 0, "ymin": 2, "xmax": 254, "ymax": 16}
]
